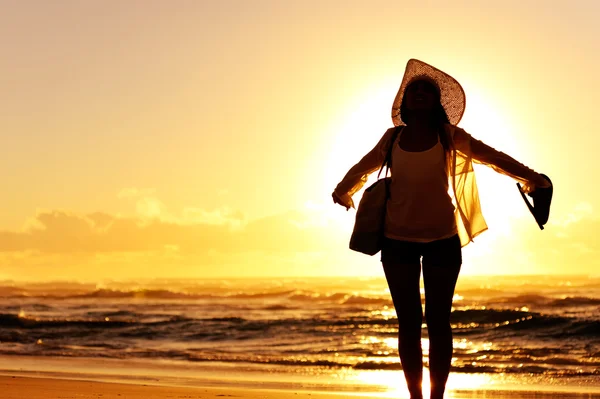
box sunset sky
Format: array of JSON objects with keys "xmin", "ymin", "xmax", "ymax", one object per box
[{"xmin": 1, "ymin": 1, "xmax": 598, "ymax": 281}]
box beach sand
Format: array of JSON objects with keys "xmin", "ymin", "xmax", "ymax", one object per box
[
  {"xmin": 1, "ymin": 375, "xmax": 378, "ymax": 399},
  {"xmin": 1, "ymin": 356, "xmax": 598, "ymax": 399},
  {"xmin": 2, "ymin": 375, "xmax": 600, "ymax": 399}
]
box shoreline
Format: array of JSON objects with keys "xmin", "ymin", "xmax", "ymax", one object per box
[
  {"xmin": 2, "ymin": 374, "xmax": 600, "ymax": 399},
  {"xmin": 0, "ymin": 375, "xmax": 383, "ymax": 399},
  {"xmin": 0, "ymin": 356, "xmax": 599, "ymax": 398}
]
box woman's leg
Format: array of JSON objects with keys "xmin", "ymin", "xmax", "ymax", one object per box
[
  {"xmin": 422, "ymin": 236, "xmax": 462, "ymax": 399},
  {"xmin": 382, "ymin": 260, "xmax": 423, "ymax": 399}
]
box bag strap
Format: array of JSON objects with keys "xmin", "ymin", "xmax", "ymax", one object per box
[{"xmin": 377, "ymin": 125, "xmax": 403, "ymax": 179}]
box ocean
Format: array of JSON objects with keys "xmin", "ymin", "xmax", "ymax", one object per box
[{"xmin": 0, "ymin": 275, "xmax": 598, "ymax": 391}]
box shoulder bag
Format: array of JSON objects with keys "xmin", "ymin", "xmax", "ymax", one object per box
[{"xmin": 349, "ymin": 126, "xmax": 402, "ymax": 255}]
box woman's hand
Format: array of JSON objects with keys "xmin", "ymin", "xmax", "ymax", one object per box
[
  {"xmin": 527, "ymin": 173, "xmax": 552, "ymax": 197},
  {"xmin": 332, "ymin": 191, "xmax": 350, "ymax": 211}
]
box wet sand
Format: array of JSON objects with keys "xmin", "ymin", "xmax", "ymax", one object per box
[
  {"xmin": 0, "ymin": 375, "xmax": 382, "ymax": 399},
  {"xmin": 2, "ymin": 375, "xmax": 600, "ymax": 399}
]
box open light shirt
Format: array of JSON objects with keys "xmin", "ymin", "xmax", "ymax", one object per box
[{"xmin": 334, "ymin": 124, "xmax": 551, "ymax": 247}]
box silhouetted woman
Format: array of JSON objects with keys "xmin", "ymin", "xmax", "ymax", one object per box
[{"xmin": 332, "ymin": 59, "xmax": 551, "ymax": 399}]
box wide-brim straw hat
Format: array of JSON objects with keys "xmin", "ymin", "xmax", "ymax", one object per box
[{"xmin": 391, "ymin": 59, "xmax": 466, "ymax": 126}]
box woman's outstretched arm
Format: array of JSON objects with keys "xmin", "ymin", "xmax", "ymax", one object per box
[
  {"xmin": 452, "ymin": 127, "xmax": 551, "ymax": 193},
  {"xmin": 333, "ymin": 127, "xmax": 397, "ymax": 209}
]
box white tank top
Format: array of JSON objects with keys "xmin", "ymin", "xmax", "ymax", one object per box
[{"xmin": 384, "ymin": 129, "xmax": 458, "ymax": 242}]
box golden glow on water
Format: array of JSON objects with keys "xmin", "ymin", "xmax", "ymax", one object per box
[
  {"xmin": 420, "ymin": 338, "xmax": 430, "ymax": 357},
  {"xmin": 382, "ymin": 337, "xmax": 396, "ymax": 351},
  {"xmin": 360, "ymin": 336, "xmax": 384, "ymax": 346},
  {"xmin": 454, "ymin": 339, "xmax": 494, "ymax": 353},
  {"xmin": 344, "ymin": 369, "xmax": 594, "ymax": 397},
  {"xmin": 445, "ymin": 373, "xmax": 497, "ymax": 392},
  {"xmin": 369, "ymin": 306, "xmax": 395, "ymax": 320},
  {"xmin": 350, "ymin": 369, "xmax": 494, "ymax": 397},
  {"xmin": 353, "ymin": 370, "xmax": 404, "ymax": 396},
  {"xmin": 356, "ymin": 335, "xmax": 502, "ymax": 365}
]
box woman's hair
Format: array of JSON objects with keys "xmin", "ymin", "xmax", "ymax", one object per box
[{"xmin": 399, "ymin": 79, "xmax": 451, "ymax": 152}]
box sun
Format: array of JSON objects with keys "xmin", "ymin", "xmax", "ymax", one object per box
[
  {"xmin": 321, "ymin": 79, "xmax": 532, "ymax": 267},
  {"xmin": 322, "ymin": 80, "xmax": 400, "ymax": 198}
]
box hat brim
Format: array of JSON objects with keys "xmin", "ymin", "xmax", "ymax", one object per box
[{"xmin": 391, "ymin": 59, "xmax": 466, "ymax": 126}]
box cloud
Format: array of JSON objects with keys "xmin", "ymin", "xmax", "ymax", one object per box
[
  {"xmin": 116, "ymin": 187, "xmax": 244, "ymax": 227},
  {"xmin": 135, "ymin": 197, "xmax": 165, "ymax": 218},
  {"xmin": 551, "ymin": 201, "xmax": 594, "ymax": 227},
  {"xmin": 0, "ymin": 207, "xmax": 344, "ymax": 255},
  {"xmin": 181, "ymin": 207, "xmax": 245, "ymax": 228},
  {"xmin": 117, "ymin": 188, "xmax": 157, "ymax": 199},
  {"xmin": 0, "ymin": 201, "xmax": 597, "ymax": 280},
  {"xmin": 464, "ymin": 203, "xmax": 600, "ymax": 275},
  {"xmin": 0, "ymin": 205, "xmax": 354, "ymax": 280}
]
